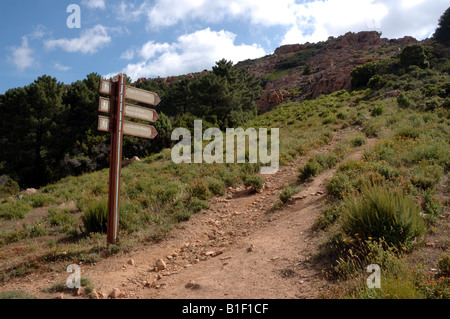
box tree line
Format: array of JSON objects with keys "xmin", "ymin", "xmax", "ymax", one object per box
[{"xmin": 0, "ymin": 59, "xmax": 262, "ymax": 190}]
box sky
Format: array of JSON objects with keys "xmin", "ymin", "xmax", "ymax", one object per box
[{"xmin": 0, "ymin": 0, "xmax": 448, "ymax": 94}]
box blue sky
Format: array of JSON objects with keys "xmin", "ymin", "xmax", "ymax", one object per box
[{"xmin": 1, "ymin": 0, "xmax": 448, "ymax": 93}]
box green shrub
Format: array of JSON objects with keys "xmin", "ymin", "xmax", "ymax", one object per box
[
  {"xmin": 173, "ymin": 209, "xmax": 192, "ymax": 223},
  {"xmin": 364, "ymin": 121, "xmax": 383, "ymax": 137},
  {"xmin": 397, "ymin": 93, "xmax": 412, "ymax": 108},
  {"xmin": 119, "ymin": 201, "xmax": 144, "ymax": 233},
  {"xmin": 47, "ymin": 208, "xmax": 78, "ymax": 233},
  {"xmin": 190, "ymin": 180, "xmax": 211, "ymax": 200},
  {"xmin": 400, "ymin": 44, "xmax": 429, "ymax": 69},
  {"xmin": 338, "ymin": 160, "xmax": 360, "ymax": 172},
  {"xmin": 326, "ymin": 173, "xmax": 356, "ymax": 199},
  {"xmin": 368, "ymin": 75, "xmax": 383, "ymax": 89},
  {"xmin": 395, "ymin": 126, "xmax": 420, "ymax": 139},
  {"xmin": 0, "ymin": 200, "xmax": 32, "ymax": 220},
  {"xmin": 189, "ymin": 197, "xmax": 209, "ymax": 213},
  {"xmin": 299, "ymin": 160, "xmax": 321, "ymax": 182},
  {"xmin": 437, "ymin": 254, "xmax": 450, "ymax": 276},
  {"xmin": 337, "ymin": 112, "xmax": 348, "ymax": 120},
  {"xmin": 0, "ymin": 176, "xmax": 20, "ymax": 197},
  {"xmin": 207, "ymin": 177, "xmax": 226, "ymax": 196},
  {"xmin": 0, "ymin": 290, "xmax": 37, "ymax": 299},
  {"xmin": 351, "ymin": 61, "xmax": 388, "ymax": 88},
  {"xmin": 280, "ymin": 186, "xmax": 297, "ymax": 203},
  {"xmin": 371, "ymin": 104, "xmax": 384, "ymax": 117},
  {"xmin": 315, "ymin": 153, "xmax": 339, "ymax": 170},
  {"xmin": 243, "ymin": 175, "xmax": 264, "ymax": 193},
  {"xmin": 341, "ymin": 185, "xmax": 425, "ymax": 248},
  {"xmin": 314, "ymin": 205, "xmax": 341, "ymax": 230},
  {"xmin": 323, "ymin": 115, "xmax": 338, "ymax": 125},
  {"xmin": 82, "ymin": 199, "xmax": 108, "ymax": 234},
  {"xmin": 421, "ymin": 190, "xmax": 443, "ymax": 221},
  {"xmin": 27, "ymin": 193, "xmax": 55, "ymax": 208},
  {"xmin": 351, "ymin": 136, "xmax": 366, "ymax": 147}
]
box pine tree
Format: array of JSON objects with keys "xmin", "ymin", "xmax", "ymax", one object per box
[
  {"xmin": 434, "ymin": 7, "xmax": 450, "ymax": 46},
  {"xmin": 0, "ymin": 76, "xmax": 66, "ymax": 187}
]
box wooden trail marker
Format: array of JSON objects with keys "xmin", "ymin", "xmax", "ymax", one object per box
[
  {"xmin": 99, "ymin": 97, "xmax": 159, "ymax": 123},
  {"xmin": 125, "ymin": 86, "xmax": 161, "ymax": 106},
  {"xmin": 98, "ymin": 75, "xmax": 160, "ymax": 244},
  {"xmin": 98, "ymin": 116, "xmax": 158, "ymax": 139}
]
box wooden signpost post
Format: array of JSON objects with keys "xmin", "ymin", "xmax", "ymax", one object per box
[{"xmin": 98, "ymin": 75, "xmax": 160, "ymax": 244}]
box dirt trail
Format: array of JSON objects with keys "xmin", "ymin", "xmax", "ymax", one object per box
[{"xmin": 0, "ymin": 130, "xmax": 376, "ymax": 299}]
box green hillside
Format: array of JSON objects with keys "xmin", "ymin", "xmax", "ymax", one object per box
[{"xmin": 0, "ymin": 27, "xmax": 449, "ymax": 298}]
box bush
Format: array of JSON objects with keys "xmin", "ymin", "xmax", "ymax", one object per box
[
  {"xmin": 341, "ymin": 185, "xmax": 425, "ymax": 248},
  {"xmin": 315, "ymin": 153, "xmax": 339, "ymax": 169},
  {"xmin": 397, "ymin": 93, "xmax": 412, "ymax": 108},
  {"xmin": 314, "ymin": 205, "xmax": 341, "ymax": 230},
  {"xmin": 400, "ymin": 44, "xmax": 429, "ymax": 69},
  {"xmin": 371, "ymin": 104, "xmax": 384, "ymax": 117},
  {"xmin": 280, "ymin": 186, "xmax": 297, "ymax": 203},
  {"xmin": 0, "ymin": 175, "xmax": 20, "ymax": 197},
  {"xmin": 189, "ymin": 197, "xmax": 209, "ymax": 213},
  {"xmin": 363, "ymin": 121, "xmax": 383, "ymax": 138},
  {"xmin": 323, "ymin": 115, "xmax": 338, "ymax": 125},
  {"xmin": 207, "ymin": 177, "xmax": 226, "ymax": 196},
  {"xmin": 190, "ymin": 180, "xmax": 212, "ymax": 200},
  {"xmin": 243, "ymin": 175, "xmax": 264, "ymax": 193},
  {"xmin": 351, "ymin": 136, "xmax": 366, "ymax": 147},
  {"xmin": 437, "ymin": 253, "xmax": 450, "ymax": 276},
  {"xmin": 0, "ymin": 200, "xmax": 32, "ymax": 220},
  {"xmin": 395, "ymin": 126, "xmax": 420, "ymax": 139},
  {"xmin": 47, "ymin": 208, "xmax": 78, "ymax": 233},
  {"xmin": 299, "ymin": 160, "xmax": 321, "ymax": 182},
  {"xmin": 421, "ymin": 190, "xmax": 443, "ymax": 221},
  {"xmin": 27, "ymin": 193, "xmax": 55, "ymax": 208},
  {"xmin": 351, "ymin": 61, "xmax": 388, "ymax": 88},
  {"xmin": 326, "ymin": 172, "xmax": 356, "ymax": 199},
  {"xmin": 368, "ymin": 75, "xmax": 383, "ymax": 89},
  {"xmin": 82, "ymin": 199, "xmax": 108, "ymax": 234}
]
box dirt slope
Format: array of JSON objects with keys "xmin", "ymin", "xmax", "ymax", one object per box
[{"xmin": 0, "ymin": 130, "xmax": 375, "ymax": 299}]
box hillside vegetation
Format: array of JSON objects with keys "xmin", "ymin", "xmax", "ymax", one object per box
[{"xmin": 0, "ymin": 23, "xmax": 449, "ymax": 299}]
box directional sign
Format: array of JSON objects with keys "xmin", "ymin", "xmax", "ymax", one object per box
[
  {"xmin": 125, "ymin": 86, "xmax": 161, "ymax": 106},
  {"xmin": 99, "ymin": 79, "xmax": 115, "ymax": 96},
  {"xmin": 124, "ymin": 104, "xmax": 159, "ymax": 122},
  {"xmin": 98, "ymin": 116, "xmax": 157, "ymax": 139},
  {"xmin": 98, "ymin": 115, "xmax": 113, "ymax": 133},
  {"xmin": 99, "ymin": 97, "xmax": 113, "ymax": 114},
  {"xmin": 98, "ymin": 74, "xmax": 161, "ymax": 245},
  {"xmin": 99, "ymin": 97, "xmax": 158, "ymax": 122},
  {"xmin": 124, "ymin": 121, "xmax": 158, "ymax": 139}
]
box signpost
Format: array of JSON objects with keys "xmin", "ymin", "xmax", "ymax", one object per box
[
  {"xmin": 98, "ymin": 75, "xmax": 160, "ymax": 244},
  {"xmin": 99, "ymin": 97, "xmax": 159, "ymax": 122}
]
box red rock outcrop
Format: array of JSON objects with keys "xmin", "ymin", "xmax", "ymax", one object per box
[{"xmin": 241, "ymin": 31, "xmax": 424, "ymax": 113}]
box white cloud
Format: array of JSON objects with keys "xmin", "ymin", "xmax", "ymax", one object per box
[
  {"xmin": 282, "ymin": 0, "xmax": 389, "ymax": 44},
  {"xmin": 54, "ymin": 63, "xmax": 72, "ymax": 71},
  {"xmin": 108, "ymin": 28, "xmax": 265, "ymax": 81},
  {"xmin": 141, "ymin": 0, "xmax": 299, "ymax": 29},
  {"xmin": 120, "ymin": 49, "xmax": 135, "ymax": 60},
  {"xmin": 82, "ymin": 0, "xmax": 106, "ymax": 9},
  {"xmin": 118, "ymin": 0, "xmax": 447, "ymax": 47},
  {"xmin": 373, "ymin": 0, "xmax": 449, "ymax": 40},
  {"xmin": 8, "ymin": 37, "xmax": 34, "ymax": 71},
  {"xmin": 44, "ymin": 25, "xmax": 111, "ymax": 54},
  {"xmin": 139, "ymin": 42, "xmax": 171, "ymax": 60}
]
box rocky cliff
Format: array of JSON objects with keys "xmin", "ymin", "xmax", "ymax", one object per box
[{"xmin": 236, "ymin": 31, "xmax": 424, "ymax": 113}]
